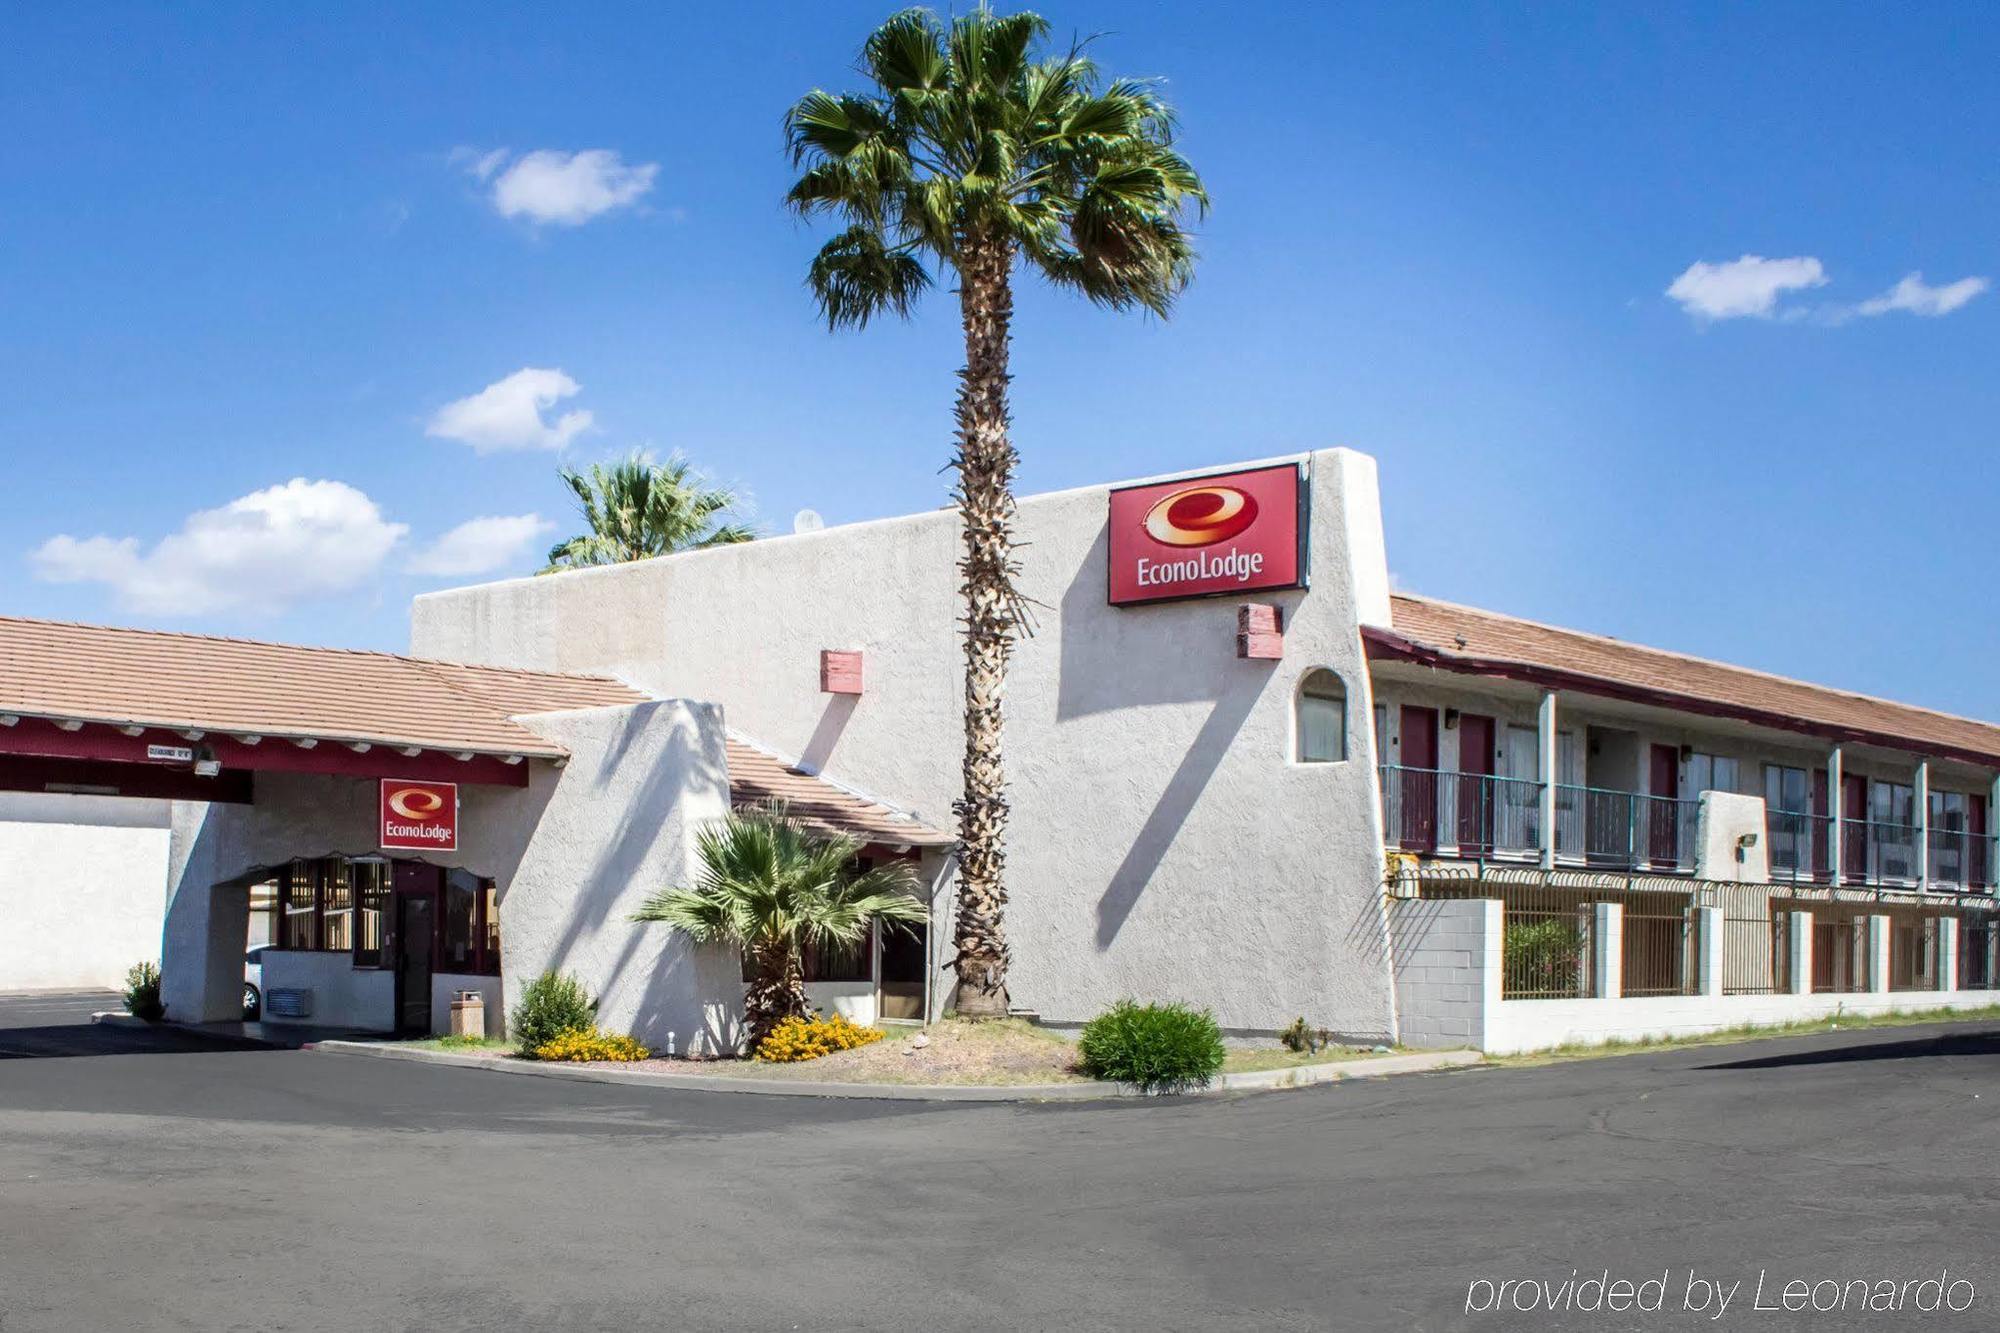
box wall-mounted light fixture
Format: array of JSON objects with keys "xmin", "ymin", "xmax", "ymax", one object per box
[
  {"xmin": 1679, "ymin": 744, "xmax": 1694, "ymax": 763},
  {"xmin": 1443, "ymin": 708, "xmax": 1460, "ymax": 730},
  {"xmin": 192, "ymin": 745, "xmax": 221, "ymax": 779}
]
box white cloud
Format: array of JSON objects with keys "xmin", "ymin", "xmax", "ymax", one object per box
[
  {"xmin": 1666, "ymin": 255, "xmax": 1828, "ymax": 320},
  {"xmin": 1854, "ymin": 271, "xmax": 1990, "ymax": 318},
  {"xmin": 31, "ymin": 479, "xmax": 407, "ymax": 616},
  {"xmin": 426, "ymin": 367, "xmax": 593, "ymax": 453},
  {"xmin": 408, "ymin": 514, "xmax": 555, "ymax": 577},
  {"xmin": 460, "ymin": 148, "xmax": 659, "ymax": 226}
]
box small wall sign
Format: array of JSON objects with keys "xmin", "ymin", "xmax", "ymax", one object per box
[
  {"xmin": 380, "ymin": 779, "xmax": 459, "ymax": 851},
  {"xmin": 146, "ymin": 744, "xmax": 196, "ymax": 764},
  {"xmin": 1107, "ymin": 463, "xmax": 1307, "ymax": 606}
]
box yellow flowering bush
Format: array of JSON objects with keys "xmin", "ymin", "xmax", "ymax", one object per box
[
  {"xmin": 755, "ymin": 1013, "xmax": 885, "ymax": 1063},
  {"xmin": 532, "ymin": 1027, "xmax": 651, "ymax": 1063}
]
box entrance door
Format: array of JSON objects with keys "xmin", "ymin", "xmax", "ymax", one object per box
[
  {"xmin": 1456, "ymin": 714, "xmax": 1496, "ymax": 855},
  {"xmin": 393, "ymin": 894, "xmax": 434, "ymax": 1035},
  {"xmin": 1842, "ymin": 774, "xmax": 1869, "ymax": 880},
  {"xmin": 1648, "ymin": 744, "xmax": 1681, "ymax": 866},
  {"xmin": 878, "ymin": 919, "xmax": 926, "ymax": 1021},
  {"xmin": 1398, "ymin": 706, "xmax": 1439, "ymax": 852}
]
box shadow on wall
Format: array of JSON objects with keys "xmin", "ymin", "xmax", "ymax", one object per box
[
  {"xmin": 532, "ymin": 707, "xmax": 740, "ymax": 1053},
  {"xmin": 798, "ymin": 693, "xmax": 857, "ymax": 776},
  {"xmin": 1047, "ymin": 530, "xmax": 1275, "ymax": 948}
]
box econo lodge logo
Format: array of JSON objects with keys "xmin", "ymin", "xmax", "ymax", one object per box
[
  {"xmin": 386, "ymin": 786, "xmax": 445, "ymax": 821},
  {"xmin": 1142, "ymin": 484, "xmax": 1261, "ymax": 548},
  {"xmin": 380, "ymin": 779, "xmax": 457, "ymax": 850}
]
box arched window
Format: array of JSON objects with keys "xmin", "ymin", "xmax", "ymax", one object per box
[{"xmin": 1296, "ymin": 669, "xmax": 1348, "ymax": 763}]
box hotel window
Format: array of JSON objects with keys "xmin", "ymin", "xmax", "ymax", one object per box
[
  {"xmin": 320, "ymin": 859, "xmax": 354, "ymax": 953},
  {"xmin": 1871, "ymin": 781, "xmax": 1916, "ymax": 827},
  {"xmin": 354, "ymin": 862, "xmax": 391, "ymax": 967},
  {"xmin": 1296, "ymin": 669, "xmax": 1347, "ymax": 763},
  {"xmin": 1686, "ymin": 752, "xmax": 1740, "ymax": 795},
  {"xmin": 280, "ymin": 861, "xmax": 318, "ymax": 951},
  {"xmin": 247, "ymin": 879, "xmax": 280, "ymax": 950},
  {"xmin": 440, "ymin": 870, "xmax": 502, "ymax": 976}
]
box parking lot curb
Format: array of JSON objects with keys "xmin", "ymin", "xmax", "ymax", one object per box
[{"xmin": 304, "ymin": 1039, "xmax": 1482, "ymax": 1101}]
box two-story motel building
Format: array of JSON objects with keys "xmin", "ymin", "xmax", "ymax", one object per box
[{"xmin": 1, "ymin": 446, "xmax": 1995, "ymax": 1054}]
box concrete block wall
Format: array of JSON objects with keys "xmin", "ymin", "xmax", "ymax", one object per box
[
  {"xmin": 1389, "ymin": 897, "xmax": 1498, "ymax": 1049},
  {"xmin": 0, "ymin": 793, "xmax": 171, "ymax": 992}
]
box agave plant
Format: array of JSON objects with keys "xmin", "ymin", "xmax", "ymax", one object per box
[
  {"xmin": 631, "ymin": 804, "xmax": 927, "ymax": 1047},
  {"xmin": 784, "ymin": 4, "xmax": 1207, "ymax": 1016}
]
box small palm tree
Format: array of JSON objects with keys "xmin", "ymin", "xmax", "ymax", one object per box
[
  {"xmin": 785, "ymin": 6, "xmax": 1207, "ymax": 1016},
  {"xmin": 542, "ymin": 450, "xmax": 754, "ymax": 572},
  {"xmin": 631, "ymin": 804, "xmax": 928, "ymax": 1047}
]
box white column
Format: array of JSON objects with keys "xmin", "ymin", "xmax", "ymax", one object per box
[
  {"xmin": 1827, "ymin": 746, "xmax": 1844, "ymax": 887},
  {"xmin": 1788, "ymin": 910, "xmax": 1813, "ymax": 995},
  {"xmin": 1594, "ymin": 901, "xmax": 1623, "ymax": 999},
  {"xmin": 1867, "ymin": 914, "xmax": 1892, "ymax": 993},
  {"xmin": 1696, "ymin": 905, "xmax": 1724, "ymax": 997},
  {"xmin": 1915, "ymin": 760, "xmax": 1931, "ymax": 891},
  {"xmin": 1941, "ymin": 916, "xmax": 1961, "ymax": 993},
  {"xmin": 1538, "ymin": 691, "xmax": 1558, "ymax": 870}
]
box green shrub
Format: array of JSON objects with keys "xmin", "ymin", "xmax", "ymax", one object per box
[
  {"xmin": 123, "ymin": 961, "xmax": 165, "ymax": 1021},
  {"xmin": 1078, "ymin": 1000, "xmax": 1226, "ymax": 1092},
  {"xmin": 1504, "ymin": 919, "xmax": 1584, "ymax": 996},
  {"xmin": 1280, "ymin": 1016, "xmax": 1337, "ymax": 1054},
  {"xmin": 510, "ymin": 971, "xmax": 596, "ymax": 1056}
]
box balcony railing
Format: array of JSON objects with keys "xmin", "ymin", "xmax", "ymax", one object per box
[
  {"xmin": 1926, "ymin": 826, "xmax": 1995, "ymax": 892},
  {"xmin": 1554, "ymin": 784, "xmax": 1699, "ymax": 874},
  {"xmin": 1764, "ymin": 808, "xmax": 1832, "ymax": 884},
  {"xmin": 1385, "ymin": 768, "xmax": 1996, "ymax": 890},
  {"xmin": 1378, "ymin": 766, "xmax": 1541, "ymax": 859}
]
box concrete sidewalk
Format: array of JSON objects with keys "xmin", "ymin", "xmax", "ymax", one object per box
[{"xmin": 306, "ymin": 1038, "xmax": 1482, "ymax": 1101}]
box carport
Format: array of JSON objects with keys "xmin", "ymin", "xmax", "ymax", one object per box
[{"xmin": 0, "ymin": 616, "xmax": 953, "ymax": 1047}]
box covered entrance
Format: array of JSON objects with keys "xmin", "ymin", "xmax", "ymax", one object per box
[{"xmin": 240, "ymin": 856, "xmax": 502, "ymax": 1035}]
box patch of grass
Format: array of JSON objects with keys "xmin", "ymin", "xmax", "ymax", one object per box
[
  {"xmin": 1221, "ymin": 1045, "xmax": 1387, "ymax": 1074},
  {"xmin": 1492, "ymin": 1003, "xmax": 2000, "ymax": 1067},
  {"xmin": 400, "ymin": 1034, "xmax": 510, "ymax": 1053}
]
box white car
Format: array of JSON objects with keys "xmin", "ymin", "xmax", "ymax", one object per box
[{"xmin": 243, "ymin": 945, "xmax": 272, "ymax": 1019}]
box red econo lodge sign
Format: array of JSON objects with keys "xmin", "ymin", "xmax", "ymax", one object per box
[
  {"xmin": 380, "ymin": 779, "xmax": 459, "ymax": 852},
  {"xmin": 1106, "ymin": 463, "xmax": 1307, "ymax": 606}
]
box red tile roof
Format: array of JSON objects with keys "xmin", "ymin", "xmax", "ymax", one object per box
[
  {"xmin": 724, "ymin": 735, "xmax": 953, "ymax": 847},
  {"xmin": 1371, "ymin": 594, "xmax": 2000, "ymax": 766},
  {"xmin": 0, "ymin": 615, "xmax": 641, "ymax": 757},
  {"xmin": 0, "ymin": 614, "xmax": 952, "ymax": 844}
]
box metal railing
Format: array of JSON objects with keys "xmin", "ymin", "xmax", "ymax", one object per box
[
  {"xmin": 1715, "ymin": 884, "xmax": 1794, "ymax": 995},
  {"xmin": 1554, "ymin": 785, "xmax": 1699, "ymax": 873},
  {"xmin": 1621, "ymin": 893, "xmax": 1701, "ymax": 997},
  {"xmin": 1927, "ymin": 826, "xmax": 1996, "ymax": 892},
  {"xmin": 1378, "ymin": 766, "xmax": 1542, "ymax": 859},
  {"xmin": 1961, "ymin": 919, "xmax": 2000, "ymax": 991},
  {"xmin": 1764, "ymin": 809, "xmax": 1832, "ymax": 884},
  {"xmin": 1841, "ymin": 818, "xmax": 1922, "ymax": 887},
  {"xmin": 1810, "ymin": 909, "xmax": 1871, "ymax": 994}
]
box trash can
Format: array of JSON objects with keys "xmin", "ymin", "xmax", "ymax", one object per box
[{"xmin": 449, "ymin": 990, "xmax": 486, "ymax": 1038}]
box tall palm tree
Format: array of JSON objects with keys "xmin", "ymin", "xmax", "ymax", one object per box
[
  {"xmin": 784, "ymin": 6, "xmax": 1207, "ymax": 1016},
  {"xmin": 541, "ymin": 450, "xmax": 754, "ymax": 572},
  {"xmin": 631, "ymin": 804, "xmax": 928, "ymax": 1047}
]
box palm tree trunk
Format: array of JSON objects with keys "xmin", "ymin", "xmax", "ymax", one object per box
[
  {"xmin": 950, "ymin": 230, "xmax": 1019, "ymax": 1020},
  {"xmin": 745, "ymin": 941, "xmax": 811, "ymax": 1048}
]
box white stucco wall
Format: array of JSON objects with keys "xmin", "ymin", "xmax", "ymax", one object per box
[
  {"xmin": 412, "ymin": 448, "xmax": 1397, "ymax": 1038},
  {"xmin": 260, "ymin": 950, "xmax": 394, "ymax": 1030},
  {"xmin": 162, "ymin": 699, "xmax": 746, "ymax": 1048},
  {"xmin": 0, "ymin": 793, "xmax": 171, "ymax": 992}
]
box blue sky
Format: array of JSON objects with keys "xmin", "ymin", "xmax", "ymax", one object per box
[{"xmin": 3, "ymin": 3, "xmax": 1995, "ymax": 714}]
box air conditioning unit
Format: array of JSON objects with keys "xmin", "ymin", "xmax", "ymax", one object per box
[{"xmin": 266, "ymin": 988, "xmax": 314, "ymax": 1020}]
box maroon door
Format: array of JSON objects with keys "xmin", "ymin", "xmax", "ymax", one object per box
[
  {"xmin": 1810, "ymin": 769, "xmax": 1830, "ymax": 880},
  {"xmin": 1399, "ymin": 706, "xmax": 1439, "ymax": 852},
  {"xmin": 1971, "ymin": 794, "xmax": 1990, "ymax": 888},
  {"xmin": 1648, "ymin": 744, "xmax": 1681, "ymax": 866},
  {"xmin": 1842, "ymin": 775, "xmax": 1869, "ymax": 880},
  {"xmin": 1456, "ymin": 714, "xmax": 1496, "ymax": 854}
]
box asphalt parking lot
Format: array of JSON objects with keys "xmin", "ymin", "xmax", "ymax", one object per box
[{"xmin": 1, "ymin": 991, "xmax": 1995, "ymax": 1331}]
